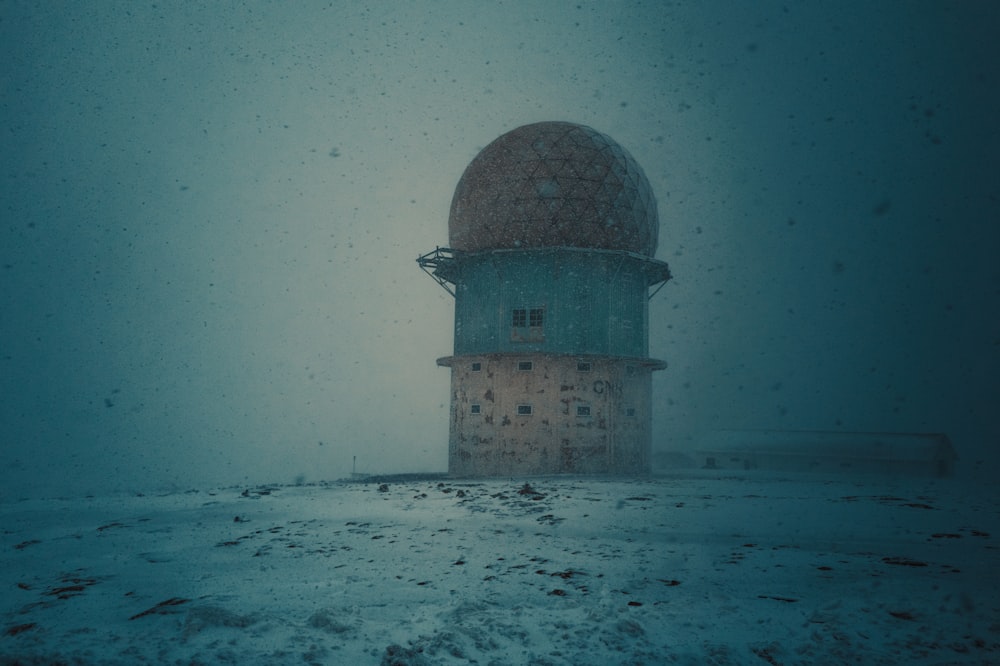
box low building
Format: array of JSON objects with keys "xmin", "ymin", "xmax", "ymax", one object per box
[{"xmin": 695, "ymin": 430, "xmax": 958, "ymax": 477}]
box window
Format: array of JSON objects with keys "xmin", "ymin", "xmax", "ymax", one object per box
[
  {"xmin": 471, "ymin": 362, "xmax": 482, "ymax": 372},
  {"xmin": 517, "ymin": 361, "xmax": 533, "ymax": 371},
  {"xmin": 576, "ymin": 405, "xmax": 591, "ymax": 417},
  {"xmin": 516, "ymin": 404, "xmax": 533, "ymax": 416},
  {"xmin": 577, "ymin": 361, "xmax": 591, "ymax": 372},
  {"xmin": 470, "ymin": 404, "xmax": 481, "ymax": 414},
  {"xmin": 511, "ymin": 306, "xmax": 544, "ymax": 342},
  {"xmin": 625, "ymin": 407, "xmax": 636, "ymax": 417}
]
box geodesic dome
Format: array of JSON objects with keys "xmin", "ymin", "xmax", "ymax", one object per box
[{"xmin": 448, "ymin": 121, "xmax": 659, "ymax": 256}]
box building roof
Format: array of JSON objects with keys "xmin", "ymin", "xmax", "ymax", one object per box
[
  {"xmin": 448, "ymin": 121, "xmax": 659, "ymax": 256},
  {"xmin": 697, "ymin": 430, "xmax": 958, "ymax": 463}
]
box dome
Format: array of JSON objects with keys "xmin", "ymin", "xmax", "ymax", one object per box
[{"xmin": 448, "ymin": 121, "xmax": 659, "ymax": 256}]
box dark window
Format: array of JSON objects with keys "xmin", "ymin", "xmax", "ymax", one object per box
[
  {"xmin": 471, "ymin": 362, "xmax": 482, "ymax": 372},
  {"xmin": 576, "ymin": 405, "xmax": 591, "ymax": 417},
  {"xmin": 577, "ymin": 361, "xmax": 591, "ymax": 372},
  {"xmin": 626, "ymin": 407, "xmax": 636, "ymax": 417},
  {"xmin": 470, "ymin": 404, "xmax": 481, "ymax": 414},
  {"xmin": 517, "ymin": 361, "xmax": 533, "ymax": 371},
  {"xmin": 512, "ymin": 306, "xmax": 544, "ymax": 342},
  {"xmin": 516, "ymin": 404, "xmax": 532, "ymax": 416}
]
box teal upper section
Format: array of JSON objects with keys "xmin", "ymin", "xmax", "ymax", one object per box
[{"xmin": 449, "ymin": 248, "xmax": 667, "ymax": 358}]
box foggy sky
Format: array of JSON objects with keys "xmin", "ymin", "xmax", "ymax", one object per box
[{"xmin": 2, "ymin": 1, "xmax": 998, "ymax": 499}]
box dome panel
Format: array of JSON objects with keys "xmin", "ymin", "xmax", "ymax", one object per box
[{"xmin": 448, "ymin": 121, "xmax": 659, "ymax": 256}]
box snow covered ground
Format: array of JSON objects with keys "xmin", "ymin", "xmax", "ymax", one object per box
[{"xmin": 1, "ymin": 473, "xmax": 997, "ymax": 665}]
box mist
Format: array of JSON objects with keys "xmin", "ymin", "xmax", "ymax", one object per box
[{"xmin": 2, "ymin": 1, "xmax": 998, "ymax": 500}]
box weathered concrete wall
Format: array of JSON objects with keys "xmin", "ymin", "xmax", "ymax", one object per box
[{"xmin": 442, "ymin": 353, "xmax": 654, "ymax": 477}]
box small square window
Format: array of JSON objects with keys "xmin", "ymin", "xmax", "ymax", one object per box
[
  {"xmin": 517, "ymin": 361, "xmax": 533, "ymax": 371},
  {"xmin": 516, "ymin": 404, "xmax": 532, "ymax": 416},
  {"xmin": 576, "ymin": 405, "xmax": 591, "ymax": 417},
  {"xmin": 577, "ymin": 361, "xmax": 591, "ymax": 372},
  {"xmin": 470, "ymin": 404, "xmax": 481, "ymax": 414},
  {"xmin": 511, "ymin": 306, "xmax": 544, "ymax": 343},
  {"xmin": 471, "ymin": 362, "xmax": 482, "ymax": 372},
  {"xmin": 625, "ymin": 407, "xmax": 636, "ymax": 417}
]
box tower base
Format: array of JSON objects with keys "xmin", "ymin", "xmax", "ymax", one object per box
[{"xmin": 439, "ymin": 353, "xmax": 664, "ymax": 477}]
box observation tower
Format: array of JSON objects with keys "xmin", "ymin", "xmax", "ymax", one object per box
[{"xmin": 418, "ymin": 121, "xmax": 671, "ymax": 476}]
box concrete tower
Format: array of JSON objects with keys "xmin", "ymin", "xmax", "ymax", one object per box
[{"xmin": 418, "ymin": 121, "xmax": 671, "ymax": 477}]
